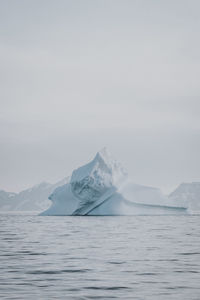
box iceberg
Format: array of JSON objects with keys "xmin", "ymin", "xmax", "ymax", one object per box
[
  {"xmin": 40, "ymin": 148, "xmax": 188, "ymax": 216},
  {"xmin": 169, "ymin": 182, "xmax": 200, "ymax": 214}
]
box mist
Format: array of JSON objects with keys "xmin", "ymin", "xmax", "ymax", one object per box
[{"xmin": 0, "ymin": 0, "xmax": 200, "ymax": 193}]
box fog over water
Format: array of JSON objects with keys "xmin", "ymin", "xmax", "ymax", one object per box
[{"xmin": 0, "ymin": 0, "xmax": 200, "ymax": 192}]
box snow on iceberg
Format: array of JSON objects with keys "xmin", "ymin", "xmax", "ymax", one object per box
[{"xmin": 40, "ymin": 148, "xmax": 188, "ymax": 216}]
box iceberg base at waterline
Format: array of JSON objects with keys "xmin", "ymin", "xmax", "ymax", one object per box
[{"xmin": 40, "ymin": 148, "xmax": 188, "ymax": 216}]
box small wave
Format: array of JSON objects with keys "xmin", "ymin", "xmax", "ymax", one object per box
[
  {"xmin": 179, "ymin": 252, "xmax": 200, "ymax": 255},
  {"xmin": 85, "ymin": 286, "xmax": 130, "ymax": 290}
]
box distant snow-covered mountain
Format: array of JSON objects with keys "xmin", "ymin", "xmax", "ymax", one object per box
[
  {"xmin": 0, "ymin": 190, "xmax": 17, "ymax": 211},
  {"xmin": 0, "ymin": 178, "xmax": 68, "ymax": 212},
  {"xmin": 168, "ymin": 182, "xmax": 200, "ymax": 213}
]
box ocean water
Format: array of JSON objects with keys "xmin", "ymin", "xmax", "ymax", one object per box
[{"xmin": 0, "ymin": 214, "xmax": 200, "ymax": 300}]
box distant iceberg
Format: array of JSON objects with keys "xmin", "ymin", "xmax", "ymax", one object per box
[
  {"xmin": 169, "ymin": 182, "xmax": 200, "ymax": 214},
  {"xmin": 40, "ymin": 148, "xmax": 188, "ymax": 216}
]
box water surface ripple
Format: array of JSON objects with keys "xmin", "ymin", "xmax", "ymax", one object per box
[{"xmin": 0, "ymin": 214, "xmax": 200, "ymax": 299}]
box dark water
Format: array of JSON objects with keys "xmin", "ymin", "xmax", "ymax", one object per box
[{"xmin": 0, "ymin": 214, "xmax": 200, "ymax": 300}]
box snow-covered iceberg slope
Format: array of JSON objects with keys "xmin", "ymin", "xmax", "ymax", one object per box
[{"xmin": 40, "ymin": 148, "xmax": 188, "ymax": 216}]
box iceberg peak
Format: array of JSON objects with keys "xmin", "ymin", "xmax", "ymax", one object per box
[
  {"xmin": 70, "ymin": 148, "xmax": 127, "ymax": 188},
  {"xmin": 69, "ymin": 148, "xmax": 127, "ymax": 212},
  {"xmin": 94, "ymin": 147, "xmax": 112, "ymax": 163}
]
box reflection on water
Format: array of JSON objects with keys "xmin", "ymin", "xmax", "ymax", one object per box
[{"xmin": 0, "ymin": 214, "xmax": 200, "ymax": 299}]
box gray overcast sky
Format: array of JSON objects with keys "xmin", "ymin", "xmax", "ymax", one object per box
[{"xmin": 0, "ymin": 0, "xmax": 200, "ymax": 193}]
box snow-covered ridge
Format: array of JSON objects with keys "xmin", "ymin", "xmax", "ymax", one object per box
[
  {"xmin": 41, "ymin": 148, "xmax": 190, "ymax": 216},
  {"xmin": 0, "ymin": 178, "xmax": 68, "ymax": 212}
]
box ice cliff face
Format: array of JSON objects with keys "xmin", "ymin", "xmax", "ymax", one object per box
[
  {"xmin": 41, "ymin": 148, "xmax": 188, "ymax": 216},
  {"xmin": 70, "ymin": 148, "xmax": 127, "ymax": 214}
]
